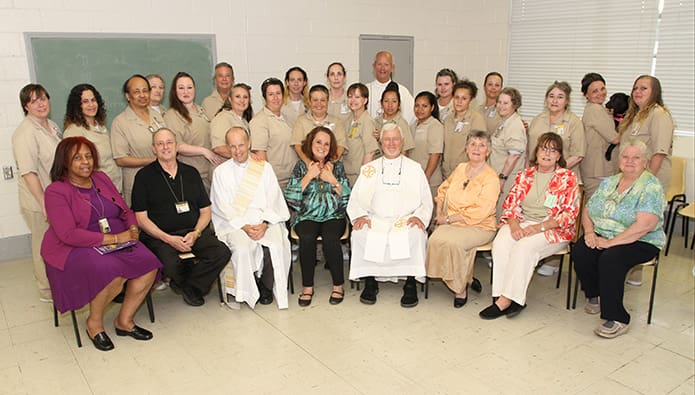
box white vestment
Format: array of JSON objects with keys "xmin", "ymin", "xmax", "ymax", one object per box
[
  {"xmin": 366, "ymin": 79, "xmax": 415, "ymax": 125},
  {"xmin": 211, "ymin": 158, "xmax": 291, "ymax": 309},
  {"xmin": 347, "ymin": 156, "xmax": 432, "ymax": 282}
]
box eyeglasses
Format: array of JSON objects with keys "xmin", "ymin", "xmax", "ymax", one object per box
[{"xmin": 540, "ymin": 147, "xmax": 558, "ymax": 154}]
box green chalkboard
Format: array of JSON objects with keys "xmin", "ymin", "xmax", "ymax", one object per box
[{"xmin": 26, "ymin": 33, "xmax": 216, "ymax": 129}]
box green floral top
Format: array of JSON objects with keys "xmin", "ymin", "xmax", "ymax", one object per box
[
  {"xmin": 587, "ymin": 171, "xmax": 666, "ymax": 249},
  {"xmin": 284, "ymin": 160, "xmax": 351, "ymax": 226}
]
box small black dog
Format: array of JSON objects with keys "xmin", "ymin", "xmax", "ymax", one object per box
[{"xmin": 604, "ymin": 92, "xmax": 630, "ymax": 160}]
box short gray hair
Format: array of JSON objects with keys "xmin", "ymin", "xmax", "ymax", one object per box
[
  {"xmin": 152, "ymin": 127, "xmax": 176, "ymax": 144},
  {"xmin": 618, "ymin": 138, "xmax": 649, "ymax": 158},
  {"xmin": 379, "ymin": 121, "xmax": 403, "ymax": 140}
]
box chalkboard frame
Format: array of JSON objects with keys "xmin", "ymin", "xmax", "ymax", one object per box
[{"xmin": 24, "ymin": 32, "xmax": 217, "ymax": 129}]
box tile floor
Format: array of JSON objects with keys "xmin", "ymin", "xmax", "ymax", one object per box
[{"xmin": 0, "ymin": 240, "xmax": 693, "ymax": 394}]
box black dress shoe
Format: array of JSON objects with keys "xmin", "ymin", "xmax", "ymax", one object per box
[
  {"xmin": 471, "ymin": 277, "xmax": 482, "ymax": 293},
  {"xmin": 115, "ymin": 325, "xmax": 153, "ymax": 341},
  {"xmin": 258, "ymin": 292, "xmax": 273, "ymax": 305},
  {"xmin": 360, "ymin": 277, "xmax": 379, "ymax": 305},
  {"xmin": 505, "ymin": 302, "xmax": 527, "ymax": 318},
  {"xmin": 182, "ymin": 286, "xmax": 205, "ymax": 307},
  {"xmin": 453, "ymin": 296, "xmax": 468, "ymax": 308},
  {"xmin": 400, "ymin": 278, "xmax": 419, "ymax": 308},
  {"xmin": 87, "ymin": 330, "xmax": 115, "ymax": 351},
  {"xmin": 479, "ymin": 303, "xmax": 508, "ymax": 320},
  {"xmin": 169, "ymin": 280, "xmax": 182, "ymax": 295}
]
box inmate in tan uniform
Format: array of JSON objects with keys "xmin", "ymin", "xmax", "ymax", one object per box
[
  {"xmin": 374, "ymin": 111, "xmax": 416, "ymax": 156},
  {"xmin": 489, "ymin": 112, "xmax": 527, "ymax": 217},
  {"xmin": 580, "ymin": 102, "xmax": 618, "ymax": 197},
  {"xmin": 164, "ymin": 104, "xmax": 213, "ymax": 191},
  {"xmin": 281, "ymin": 100, "xmax": 306, "ymax": 129},
  {"xmin": 342, "ymin": 110, "xmax": 380, "ymax": 186},
  {"xmin": 290, "ymin": 113, "xmax": 347, "ymax": 150},
  {"xmin": 250, "ymin": 106, "xmax": 297, "ymax": 189},
  {"xmin": 201, "ymin": 90, "xmax": 226, "ymax": 121},
  {"xmin": 409, "ymin": 116, "xmax": 444, "ymax": 193},
  {"xmin": 478, "ymin": 102, "xmax": 502, "ymax": 136},
  {"xmin": 527, "ymin": 110, "xmax": 585, "ymax": 182},
  {"xmin": 441, "ymin": 109, "xmax": 487, "ymax": 178}
]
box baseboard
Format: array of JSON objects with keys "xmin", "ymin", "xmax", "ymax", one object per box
[{"xmin": 0, "ymin": 234, "xmax": 32, "ymax": 262}]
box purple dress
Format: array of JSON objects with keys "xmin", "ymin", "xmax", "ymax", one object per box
[{"xmin": 45, "ymin": 187, "xmax": 162, "ymax": 313}]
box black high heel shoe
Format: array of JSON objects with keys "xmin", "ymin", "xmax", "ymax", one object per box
[{"xmin": 453, "ymin": 284, "xmax": 468, "ymax": 308}]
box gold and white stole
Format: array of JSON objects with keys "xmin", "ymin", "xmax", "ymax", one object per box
[{"xmin": 230, "ymin": 159, "xmax": 264, "ymax": 218}]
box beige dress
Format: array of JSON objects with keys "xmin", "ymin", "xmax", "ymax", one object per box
[
  {"xmin": 111, "ymin": 106, "xmax": 166, "ymax": 205},
  {"xmin": 619, "ymin": 105, "xmax": 674, "ymax": 192},
  {"xmin": 163, "ymin": 104, "xmax": 213, "ymax": 192},
  {"xmin": 426, "ymin": 163, "xmax": 499, "ymax": 293},
  {"xmin": 249, "ymin": 107, "xmax": 297, "ymax": 189},
  {"xmin": 441, "ymin": 109, "xmax": 487, "ymax": 178},
  {"xmin": 64, "ymin": 123, "xmax": 123, "ymax": 193},
  {"xmin": 527, "ymin": 110, "xmax": 586, "ymax": 182},
  {"xmin": 342, "ymin": 110, "xmax": 380, "ymax": 186},
  {"xmin": 580, "ymin": 102, "xmax": 618, "ymax": 198},
  {"xmin": 489, "ymin": 112, "xmax": 527, "ymax": 217},
  {"xmin": 409, "ymin": 116, "xmax": 444, "ymax": 195}
]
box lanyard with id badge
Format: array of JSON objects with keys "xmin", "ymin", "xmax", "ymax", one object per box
[
  {"xmin": 81, "ymin": 181, "xmax": 111, "ymax": 234},
  {"xmin": 161, "ymin": 171, "xmax": 190, "ymax": 214}
]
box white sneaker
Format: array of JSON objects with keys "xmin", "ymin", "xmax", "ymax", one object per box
[
  {"xmin": 39, "ymin": 296, "xmax": 53, "ymax": 303},
  {"xmin": 154, "ymin": 281, "xmax": 168, "ymax": 291},
  {"xmin": 536, "ymin": 264, "xmax": 559, "ymax": 277},
  {"xmin": 625, "ymin": 279, "xmax": 642, "ymax": 286}
]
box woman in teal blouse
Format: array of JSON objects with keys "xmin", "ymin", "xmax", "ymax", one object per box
[
  {"xmin": 285, "ymin": 126, "xmax": 351, "ymax": 306},
  {"xmin": 572, "ymin": 139, "xmax": 665, "ymax": 339}
]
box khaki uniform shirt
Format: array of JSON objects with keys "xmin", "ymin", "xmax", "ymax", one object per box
[
  {"xmin": 374, "ymin": 112, "xmax": 416, "ymax": 155},
  {"xmin": 163, "ymin": 104, "xmax": 213, "ymax": 190},
  {"xmin": 528, "ymin": 110, "xmax": 585, "ymax": 181},
  {"xmin": 210, "ymin": 110, "xmax": 250, "ymax": 150},
  {"xmin": 281, "ymin": 100, "xmax": 307, "ymax": 129},
  {"xmin": 478, "ymin": 102, "xmax": 502, "ymax": 135},
  {"xmin": 290, "ymin": 113, "xmax": 347, "ymax": 149},
  {"xmin": 12, "ymin": 116, "xmax": 61, "ymax": 212},
  {"xmin": 441, "ymin": 109, "xmax": 487, "ymax": 178},
  {"xmin": 620, "ymin": 105, "xmax": 674, "ymax": 192},
  {"xmin": 342, "ymin": 110, "xmax": 380, "ymax": 183},
  {"xmin": 438, "ymin": 99, "xmax": 455, "ymax": 122},
  {"xmin": 489, "ymin": 112, "xmax": 527, "ymax": 175},
  {"xmin": 580, "ymin": 102, "xmax": 618, "ymax": 179},
  {"xmin": 410, "ymin": 116, "xmax": 444, "ymax": 188},
  {"xmin": 201, "ymin": 90, "xmax": 226, "ymax": 121},
  {"xmin": 64, "ymin": 123, "xmax": 123, "ymax": 192},
  {"xmin": 111, "ymin": 106, "xmax": 166, "ymax": 203},
  {"xmin": 250, "ymin": 107, "xmax": 297, "ymax": 188},
  {"xmin": 328, "ymin": 93, "xmax": 350, "ymax": 123}
]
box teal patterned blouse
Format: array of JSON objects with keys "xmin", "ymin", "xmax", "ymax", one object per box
[
  {"xmin": 587, "ymin": 170, "xmax": 666, "ymax": 249},
  {"xmin": 284, "ymin": 160, "xmax": 351, "ymax": 226}
]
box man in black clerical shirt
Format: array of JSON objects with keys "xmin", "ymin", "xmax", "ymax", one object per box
[{"xmin": 132, "ymin": 128, "xmax": 230, "ymax": 306}]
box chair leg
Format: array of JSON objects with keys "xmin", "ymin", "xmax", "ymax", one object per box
[
  {"xmin": 566, "ymin": 258, "xmax": 573, "ymax": 310},
  {"xmin": 145, "ymin": 292, "xmax": 155, "ymax": 323},
  {"xmin": 70, "ymin": 310, "xmax": 82, "ymax": 348},
  {"xmin": 288, "ymin": 263, "xmax": 294, "ymax": 295},
  {"xmin": 572, "ymin": 276, "xmax": 580, "ymax": 310},
  {"xmin": 647, "ymin": 260, "xmax": 659, "ymax": 325},
  {"xmin": 665, "ymin": 208, "xmax": 680, "ymax": 256},
  {"xmin": 424, "ymin": 277, "xmax": 429, "ymax": 299},
  {"xmin": 555, "ymin": 255, "xmax": 564, "ymax": 289},
  {"xmin": 665, "ymin": 200, "xmax": 674, "ymax": 230},
  {"xmin": 217, "ymin": 275, "xmax": 224, "ymax": 304},
  {"xmin": 685, "ymin": 218, "xmax": 690, "ymax": 249},
  {"xmin": 53, "ymin": 304, "xmax": 59, "ymax": 327},
  {"xmin": 489, "ymin": 260, "xmax": 494, "ymax": 285}
]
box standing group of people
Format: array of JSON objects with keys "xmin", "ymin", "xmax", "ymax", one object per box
[{"xmin": 12, "ymin": 50, "xmax": 674, "ymax": 351}]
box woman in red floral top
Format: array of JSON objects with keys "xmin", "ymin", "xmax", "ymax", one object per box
[{"xmin": 480, "ymin": 132, "xmax": 580, "ymax": 319}]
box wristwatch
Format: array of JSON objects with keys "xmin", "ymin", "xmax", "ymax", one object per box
[{"xmin": 498, "ymin": 173, "xmax": 508, "ymax": 180}]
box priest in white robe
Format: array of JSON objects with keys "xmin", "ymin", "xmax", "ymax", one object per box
[
  {"xmin": 347, "ymin": 123, "xmax": 432, "ymax": 307},
  {"xmin": 211, "ymin": 127, "xmax": 291, "ymax": 309}
]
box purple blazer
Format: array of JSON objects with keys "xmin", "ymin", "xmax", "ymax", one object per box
[{"xmin": 41, "ymin": 171, "xmax": 135, "ymax": 271}]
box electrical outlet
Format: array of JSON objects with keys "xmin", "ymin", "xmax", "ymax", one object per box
[{"xmin": 3, "ymin": 166, "xmax": 14, "ymax": 180}]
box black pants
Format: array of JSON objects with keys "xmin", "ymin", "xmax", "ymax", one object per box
[
  {"xmin": 295, "ymin": 219, "xmax": 345, "ymax": 287},
  {"xmin": 142, "ymin": 227, "xmax": 231, "ymax": 294},
  {"xmin": 571, "ymin": 235, "xmax": 659, "ymax": 324}
]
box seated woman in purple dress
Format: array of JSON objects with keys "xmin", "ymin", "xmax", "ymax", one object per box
[{"xmin": 41, "ymin": 137, "xmax": 162, "ymax": 351}]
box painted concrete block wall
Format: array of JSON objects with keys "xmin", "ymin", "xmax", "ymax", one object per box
[{"xmin": 0, "ymin": 0, "xmax": 511, "ymax": 238}]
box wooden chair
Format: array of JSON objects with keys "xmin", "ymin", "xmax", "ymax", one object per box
[
  {"xmin": 289, "ymin": 220, "xmax": 357, "ymax": 292},
  {"xmin": 53, "ymin": 292, "xmax": 155, "ymax": 348},
  {"xmin": 665, "ymin": 202, "xmax": 695, "ymax": 255},
  {"xmin": 571, "ymin": 256, "xmax": 659, "ymax": 324}
]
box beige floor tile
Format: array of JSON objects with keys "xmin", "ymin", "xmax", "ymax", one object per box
[
  {"xmin": 610, "ymin": 346, "xmax": 694, "ymax": 394},
  {"xmin": 0, "ymin": 365, "xmax": 26, "ymax": 395},
  {"xmin": 577, "ymin": 378, "xmax": 642, "ymax": 394},
  {"xmin": 668, "ymin": 376, "xmax": 695, "ymax": 395}
]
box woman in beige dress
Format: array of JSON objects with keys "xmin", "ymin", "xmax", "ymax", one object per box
[
  {"xmin": 210, "ymin": 83, "xmax": 252, "ymax": 160},
  {"xmin": 164, "ymin": 72, "xmax": 223, "ymax": 191},
  {"xmin": 478, "ymin": 72, "xmax": 503, "ymax": 134},
  {"xmin": 410, "ymin": 91, "xmax": 444, "ymax": 196},
  {"xmin": 427, "ymin": 130, "xmax": 499, "ymax": 307},
  {"xmin": 63, "ymin": 83, "xmax": 122, "ymax": 193},
  {"xmin": 342, "ymin": 82, "xmax": 379, "ymax": 186},
  {"xmin": 281, "ymin": 66, "xmax": 309, "ymax": 128},
  {"xmin": 441, "ymin": 80, "xmax": 488, "ymax": 178},
  {"xmin": 579, "ymin": 73, "xmax": 619, "ymax": 199},
  {"xmin": 326, "ymin": 62, "xmax": 350, "ymax": 121}
]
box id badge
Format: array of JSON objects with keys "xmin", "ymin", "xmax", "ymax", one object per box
[
  {"xmin": 341, "ymin": 103, "xmax": 350, "ymax": 114},
  {"xmin": 454, "ymin": 121, "xmax": 464, "ymax": 133},
  {"xmin": 175, "ymin": 201, "xmax": 191, "ymax": 214},
  {"xmin": 98, "ymin": 218, "xmax": 111, "ymax": 234},
  {"xmin": 555, "ymin": 125, "xmax": 565, "ymax": 135},
  {"xmin": 488, "ymin": 109, "xmax": 496, "ymax": 118},
  {"xmin": 544, "ymin": 194, "xmax": 557, "ymax": 208}
]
